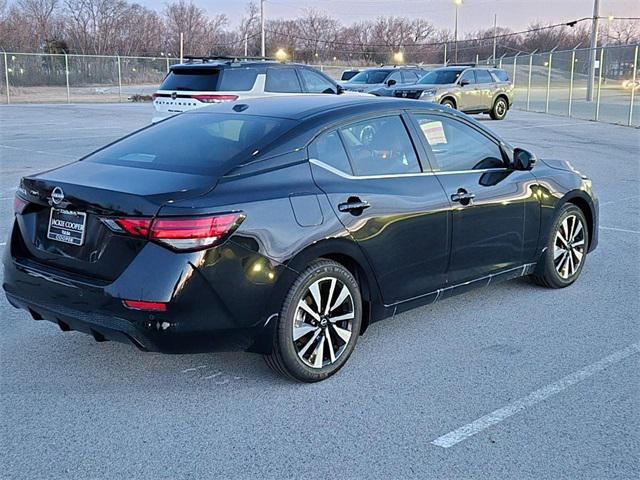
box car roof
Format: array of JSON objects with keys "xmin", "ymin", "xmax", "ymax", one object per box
[
  {"xmin": 186, "ymin": 94, "xmax": 465, "ymax": 121},
  {"xmin": 170, "ymin": 61, "xmax": 313, "ymax": 73}
]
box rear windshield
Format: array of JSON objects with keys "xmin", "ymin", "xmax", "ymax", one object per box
[
  {"xmin": 84, "ymin": 113, "xmax": 296, "ymax": 175},
  {"xmin": 160, "ymin": 67, "xmax": 258, "ymax": 92}
]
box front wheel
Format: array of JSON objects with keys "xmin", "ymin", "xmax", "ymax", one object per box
[
  {"xmin": 441, "ymin": 98, "xmax": 456, "ymax": 109},
  {"xmin": 533, "ymin": 204, "xmax": 589, "ymax": 288},
  {"xmin": 264, "ymin": 259, "xmax": 362, "ymax": 382},
  {"xmin": 489, "ymin": 97, "xmax": 508, "ymax": 120}
]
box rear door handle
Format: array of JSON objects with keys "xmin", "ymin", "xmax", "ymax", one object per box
[{"xmin": 338, "ymin": 197, "xmax": 370, "ymax": 215}]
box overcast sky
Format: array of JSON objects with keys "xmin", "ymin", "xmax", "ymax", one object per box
[{"xmin": 134, "ymin": 0, "xmax": 639, "ymax": 32}]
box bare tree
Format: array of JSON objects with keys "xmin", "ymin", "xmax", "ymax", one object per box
[{"xmin": 164, "ymin": 0, "xmax": 227, "ymax": 56}]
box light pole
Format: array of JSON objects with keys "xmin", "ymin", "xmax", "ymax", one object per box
[
  {"xmin": 261, "ymin": 0, "xmax": 266, "ymax": 58},
  {"xmin": 454, "ymin": 0, "xmax": 462, "ymax": 63},
  {"xmin": 586, "ymin": 0, "xmax": 600, "ymax": 101}
]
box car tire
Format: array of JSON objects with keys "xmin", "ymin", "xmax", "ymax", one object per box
[
  {"xmin": 490, "ymin": 97, "xmax": 508, "ymax": 120},
  {"xmin": 264, "ymin": 259, "xmax": 362, "ymax": 382},
  {"xmin": 441, "ymin": 98, "xmax": 456, "ymax": 109},
  {"xmin": 533, "ymin": 204, "xmax": 589, "ymax": 289}
]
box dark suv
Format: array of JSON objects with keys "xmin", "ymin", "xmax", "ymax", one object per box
[{"xmin": 341, "ymin": 66, "xmax": 428, "ymax": 96}]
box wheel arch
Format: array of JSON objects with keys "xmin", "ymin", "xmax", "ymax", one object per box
[
  {"xmin": 272, "ymin": 239, "xmax": 382, "ymax": 335},
  {"xmin": 562, "ymin": 192, "xmax": 595, "ymax": 252},
  {"xmin": 440, "ymin": 96, "xmax": 457, "ymax": 108},
  {"xmin": 493, "ymin": 93, "xmax": 510, "ymax": 108}
]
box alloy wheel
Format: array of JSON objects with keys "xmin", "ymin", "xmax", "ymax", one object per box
[
  {"xmin": 553, "ymin": 214, "xmax": 586, "ymax": 279},
  {"xmin": 496, "ymin": 100, "xmax": 506, "ymax": 116},
  {"xmin": 293, "ymin": 277, "xmax": 355, "ymax": 369}
]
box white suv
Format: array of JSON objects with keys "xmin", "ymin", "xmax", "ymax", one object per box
[{"xmin": 152, "ymin": 57, "xmax": 347, "ymax": 122}]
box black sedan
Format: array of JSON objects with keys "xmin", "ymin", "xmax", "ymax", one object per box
[{"xmin": 3, "ymin": 96, "xmax": 598, "ymax": 382}]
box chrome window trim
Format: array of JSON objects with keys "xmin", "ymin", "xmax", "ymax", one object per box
[{"xmin": 309, "ymin": 158, "xmax": 509, "ymax": 180}]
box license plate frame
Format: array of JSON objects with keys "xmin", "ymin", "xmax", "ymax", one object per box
[{"xmin": 47, "ymin": 208, "xmax": 87, "ymax": 246}]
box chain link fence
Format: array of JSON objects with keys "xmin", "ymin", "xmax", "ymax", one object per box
[
  {"xmin": 484, "ymin": 44, "xmax": 639, "ymax": 126},
  {"xmin": 2, "ymin": 45, "xmax": 638, "ymax": 126}
]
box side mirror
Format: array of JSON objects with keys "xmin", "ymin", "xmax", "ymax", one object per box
[
  {"xmin": 459, "ymin": 79, "xmax": 470, "ymax": 87},
  {"xmin": 386, "ymin": 79, "xmax": 397, "ymax": 87},
  {"xmin": 513, "ymin": 147, "xmax": 537, "ymax": 170},
  {"xmin": 336, "ymin": 84, "xmax": 345, "ymax": 94}
]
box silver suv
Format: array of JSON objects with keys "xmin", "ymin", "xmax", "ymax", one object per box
[{"xmin": 393, "ymin": 66, "xmax": 513, "ymax": 120}]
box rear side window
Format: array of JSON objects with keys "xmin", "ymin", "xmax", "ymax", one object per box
[
  {"xmin": 160, "ymin": 68, "xmax": 221, "ymax": 91},
  {"xmin": 84, "ymin": 114, "xmax": 296, "ymax": 175},
  {"xmin": 338, "ymin": 116, "xmax": 421, "ymax": 176},
  {"xmin": 218, "ymin": 68, "xmax": 258, "ymax": 91},
  {"xmin": 308, "ymin": 131, "xmax": 353, "ymax": 174},
  {"xmin": 300, "ymin": 68, "xmax": 337, "ymax": 94},
  {"xmin": 265, "ymin": 67, "xmax": 302, "ymax": 93},
  {"xmin": 475, "ymin": 69, "xmax": 494, "ymax": 83},
  {"xmin": 492, "ymin": 69, "xmax": 510, "ymax": 82}
]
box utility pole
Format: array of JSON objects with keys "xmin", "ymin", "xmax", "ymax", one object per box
[
  {"xmin": 587, "ymin": 0, "xmax": 600, "ymax": 101},
  {"xmin": 179, "ymin": 32, "xmax": 184, "ymax": 63},
  {"xmin": 261, "ymin": 0, "xmax": 266, "ymax": 58},
  {"xmin": 454, "ymin": 0, "xmax": 462, "ymax": 63},
  {"xmin": 492, "ymin": 14, "xmax": 497, "ymax": 62},
  {"xmin": 244, "ymin": 32, "xmax": 248, "ymax": 57}
]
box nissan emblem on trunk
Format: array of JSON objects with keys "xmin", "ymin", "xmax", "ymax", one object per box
[{"xmin": 51, "ymin": 187, "xmax": 64, "ymax": 205}]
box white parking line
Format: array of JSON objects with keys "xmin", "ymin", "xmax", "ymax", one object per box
[
  {"xmin": 599, "ymin": 226, "xmax": 640, "ymax": 234},
  {"xmin": 0, "ymin": 144, "xmax": 75, "ymax": 158},
  {"xmin": 431, "ymin": 342, "xmax": 640, "ymax": 448}
]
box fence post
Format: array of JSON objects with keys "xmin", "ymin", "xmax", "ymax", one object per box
[
  {"xmin": 595, "ymin": 47, "xmax": 604, "ymax": 121},
  {"xmin": 2, "ymin": 50, "xmax": 9, "ymax": 104},
  {"xmin": 443, "ymin": 44, "xmax": 447, "ymax": 66},
  {"xmin": 545, "ymin": 52, "xmax": 552, "ymax": 113},
  {"xmin": 166, "ymin": 56, "xmax": 170, "ymax": 73},
  {"xmin": 117, "ymin": 55, "xmax": 122, "ymax": 103},
  {"xmin": 526, "ymin": 54, "xmax": 533, "ymax": 111},
  {"xmin": 568, "ymin": 49, "xmax": 576, "ymax": 117},
  {"xmin": 628, "ymin": 45, "xmax": 638, "ymax": 126},
  {"xmin": 475, "ymin": 53, "xmax": 479, "ymax": 65},
  {"xmin": 64, "ymin": 52, "xmax": 70, "ymax": 104},
  {"xmin": 499, "ymin": 54, "xmax": 505, "ymax": 69},
  {"xmin": 512, "ymin": 52, "xmax": 520, "ymax": 89}
]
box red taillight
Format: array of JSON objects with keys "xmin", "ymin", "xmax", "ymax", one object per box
[
  {"xmin": 108, "ymin": 213, "xmax": 244, "ymax": 251},
  {"xmin": 192, "ymin": 94, "xmax": 238, "ymax": 103},
  {"xmin": 114, "ymin": 218, "xmax": 152, "ymax": 237},
  {"xmin": 14, "ymin": 195, "xmax": 28, "ymax": 215},
  {"xmin": 123, "ymin": 300, "xmax": 167, "ymax": 312}
]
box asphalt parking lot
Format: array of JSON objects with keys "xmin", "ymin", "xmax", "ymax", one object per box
[{"xmin": 0, "ymin": 103, "xmax": 638, "ymax": 479}]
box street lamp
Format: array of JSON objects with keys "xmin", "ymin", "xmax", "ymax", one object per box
[
  {"xmin": 275, "ymin": 48, "xmax": 288, "ymax": 61},
  {"xmin": 393, "ymin": 51, "xmax": 404, "ymax": 65},
  {"xmin": 454, "ymin": 0, "xmax": 462, "ymax": 63}
]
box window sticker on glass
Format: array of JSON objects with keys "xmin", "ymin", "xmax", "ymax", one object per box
[{"xmin": 420, "ymin": 121, "xmax": 448, "ymax": 146}]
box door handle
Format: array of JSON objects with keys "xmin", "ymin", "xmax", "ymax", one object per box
[
  {"xmin": 451, "ymin": 189, "xmax": 476, "ymax": 205},
  {"xmin": 338, "ymin": 197, "xmax": 370, "ymax": 215}
]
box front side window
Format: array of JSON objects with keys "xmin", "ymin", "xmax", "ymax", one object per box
[
  {"xmin": 475, "ymin": 69, "xmax": 494, "ymax": 84},
  {"xmin": 338, "ymin": 116, "xmax": 421, "ymax": 176},
  {"xmin": 387, "ymin": 71, "xmax": 402, "ymax": 83},
  {"xmin": 418, "ymin": 69, "xmax": 464, "ymax": 85},
  {"xmin": 300, "ymin": 69, "xmax": 337, "ymax": 94},
  {"xmin": 265, "ymin": 67, "xmax": 302, "ymax": 93},
  {"xmin": 458, "ymin": 70, "xmax": 476, "ymax": 85},
  {"xmin": 401, "ymin": 71, "xmax": 419, "ymax": 83},
  {"xmin": 413, "ymin": 114, "xmax": 505, "ymax": 172},
  {"xmin": 308, "ymin": 131, "xmax": 352, "ymax": 174}
]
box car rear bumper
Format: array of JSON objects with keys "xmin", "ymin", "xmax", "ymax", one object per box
[{"xmin": 2, "ymin": 231, "xmax": 278, "ymax": 354}]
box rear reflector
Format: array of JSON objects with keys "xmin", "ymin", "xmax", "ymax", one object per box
[
  {"xmin": 106, "ymin": 212, "xmax": 244, "ymax": 252},
  {"xmin": 192, "ymin": 94, "xmax": 239, "ymax": 103},
  {"xmin": 14, "ymin": 195, "xmax": 28, "ymax": 214},
  {"xmin": 123, "ymin": 300, "xmax": 167, "ymax": 312}
]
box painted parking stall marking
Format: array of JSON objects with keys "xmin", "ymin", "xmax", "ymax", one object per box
[{"xmin": 431, "ymin": 342, "xmax": 640, "ymax": 448}]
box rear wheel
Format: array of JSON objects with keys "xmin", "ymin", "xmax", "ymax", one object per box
[
  {"xmin": 441, "ymin": 98, "xmax": 456, "ymax": 109},
  {"xmin": 490, "ymin": 97, "xmax": 508, "ymax": 120},
  {"xmin": 264, "ymin": 259, "xmax": 362, "ymax": 382},
  {"xmin": 533, "ymin": 204, "xmax": 588, "ymax": 288}
]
